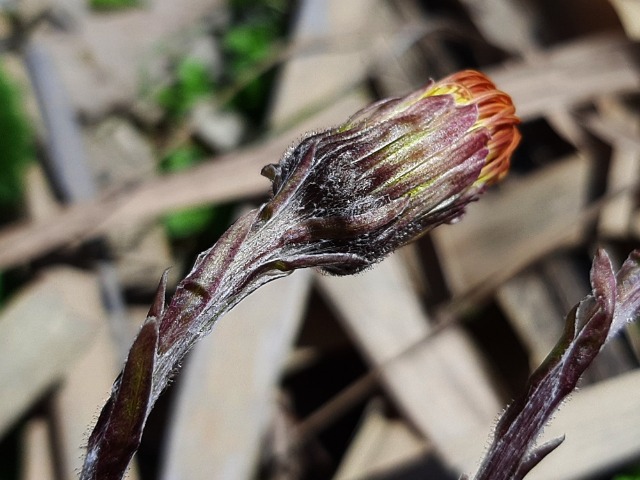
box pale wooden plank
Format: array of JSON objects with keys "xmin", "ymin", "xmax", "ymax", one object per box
[
  {"xmin": 496, "ymin": 269, "xmax": 564, "ymax": 369},
  {"xmin": 432, "ymin": 155, "xmax": 590, "ymax": 297},
  {"xmin": 268, "ymin": 0, "xmax": 388, "ymax": 128},
  {"xmin": 21, "ymin": 418, "xmax": 55, "ymax": 480},
  {"xmin": 32, "ymin": 0, "xmax": 226, "ymax": 117},
  {"xmin": 0, "ymin": 138, "xmax": 282, "ymax": 271},
  {"xmin": 0, "ymin": 267, "xmax": 102, "ymax": 436},
  {"xmin": 609, "ymin": 0, "xmax": 640, "ymax": 40},
  {"xmin": 319, "ymin": 253, "xmax": 432, "ymax": 362},
  {"xmin": 368, "ymin": 1, "xmax": 432, "ymax": 97},
  {"xmin": 316, "ymin": 254, "xmax": 502, "ymax": 474},
  {"xmin": 488, "ymin": 35, "xmax": 640, "ymax": 121},
  {"xmin": 160, "ymin": 270, "xmax": 312, "ymax": 480},
  {"xmin": 23, "ymin": 164, "xmax": 61, "ymax": 222},
  {"xmin": 584, "ymin": 111, "xmax": 640, "ymax": 152},
  {"xmin": 334, "ymin": 400, "xmax": 430, "ymax": 480},
  {"xmin": 590, "ymin": 101, "xmax": 640, "ymax": 238},
  {"xmin": 457, "ymin": 0, "xmax": 538, "ymax": 55}
]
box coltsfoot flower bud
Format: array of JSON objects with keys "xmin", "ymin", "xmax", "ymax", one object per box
[{"xmin": 260, "ymin": 69, "xmax": 520, "ymax": 274}]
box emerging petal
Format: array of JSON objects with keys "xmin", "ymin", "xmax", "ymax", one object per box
[{"xmin": 426, "ymin": 70, "xmax": 521, "ymax": 186}]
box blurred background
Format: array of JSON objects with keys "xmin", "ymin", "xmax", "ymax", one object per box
[{"xmin": 0, "ymin": 0, "xmax": 639, "ymax": 479}]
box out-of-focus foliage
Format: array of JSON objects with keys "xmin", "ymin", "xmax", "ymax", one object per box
[
  {"xmin": 89, "ymin": 0, "xmax": 140, "ymax": 11},
  {"xmin": 615, "ymin": 467, "xmax": 640, "ymax": 480},
  {"xmin": 151, "ymin": 0, "xmax": 292, "ymax": 241},
  {"xmin": 152, "ymin": 0, "xmax": 291, "ymax": 123},
  {"xmin": 160, "ymin": 146, "xmax": 218, "ymax": 239},
  {"xmin": 0, "ymin": 63, "xmax": 32, "ymax": 217},
  {"xmin": 223, "ymin": 0, "xmax": 290, "ymax": 120},
  {"xmin": 156, "ymin": 58, "xmax": 214, "ymax": 118},
  {"xmin": 0, "ymin": 64, "xmax": 31, "ymax": 310}
]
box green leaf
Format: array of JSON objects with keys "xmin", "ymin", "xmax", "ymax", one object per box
[{"xmin": 89, "ymin": 0, "xmax": 140, "ymax": 11}]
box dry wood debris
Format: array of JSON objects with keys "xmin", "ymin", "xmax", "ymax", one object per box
[{"xmin": 1, "ymin": 0, "xmax": 640, "ymax": 479}]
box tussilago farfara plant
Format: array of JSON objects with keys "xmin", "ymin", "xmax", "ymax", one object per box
[{"xmin": 81, "ymin": 70, "xmax": 640, "ymax": 480}]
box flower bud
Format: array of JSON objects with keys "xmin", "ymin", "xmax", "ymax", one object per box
[{"xmin": 260, "ymin": 70, "xmax": 520, "ymax": 275}]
